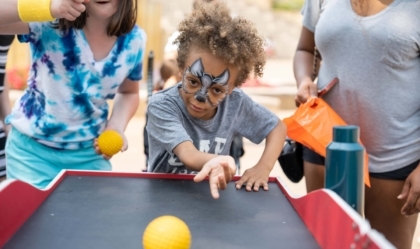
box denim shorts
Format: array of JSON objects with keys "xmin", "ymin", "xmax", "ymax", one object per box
[{"xmin": 302, "ymin": 146, "xmax": 419, "ymax": 181}]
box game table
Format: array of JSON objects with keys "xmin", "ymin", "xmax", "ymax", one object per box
[{"xmin": 0, "ymin": 170, "xmax": 395, "ymax": 249}]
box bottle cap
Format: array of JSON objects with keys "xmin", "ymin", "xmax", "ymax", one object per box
[{"xmin": 332, "ymin": 126, "xmax": 359, "ymax": 143}]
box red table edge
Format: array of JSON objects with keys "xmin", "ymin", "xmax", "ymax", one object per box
[
  {"xmin": 275, "ymin": 177, "xmax": 395, "ymax": 249},
  {"xmin": 0, "ymin": 170, "xmax": 395, "ymax": 249}
]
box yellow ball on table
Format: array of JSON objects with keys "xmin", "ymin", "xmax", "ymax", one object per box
[
  {"xmin": 143, "ymin": 216, "xmax": 191, "ymax": 249},
  {"xmin": 97, "ymin": 130, "xmax": 124, "ymax": 157}
]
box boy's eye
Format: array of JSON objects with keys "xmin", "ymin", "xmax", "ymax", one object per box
[
  {"xmin": 212, "ymin": 88, "xmax": 224, "ymax": 94},
  {"xmin": 189, "ymin": 79, "xmax": 199, "ymax": 86}
]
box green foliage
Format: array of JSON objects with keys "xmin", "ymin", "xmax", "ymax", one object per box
[{"xmin": 272, "ymin": 0, "xmax": 304, "ymax": 11}]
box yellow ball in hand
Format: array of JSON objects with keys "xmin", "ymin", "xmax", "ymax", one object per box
[
  {"xmin": 97, "ymin": 130, "xmax": 123, "ymax": 157},
  {"xmin": 143, "ymin": 216, "xmax": 191, "ymax": 249}
]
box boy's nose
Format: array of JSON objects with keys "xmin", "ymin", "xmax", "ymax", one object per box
[{"xmin": 195, "ymin": 94, "xmax": 206, "ymax": 103}]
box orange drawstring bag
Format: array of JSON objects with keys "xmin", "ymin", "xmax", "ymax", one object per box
[{"xmin": 283, "ymin": 97, "xmax": 370, "ymax": 186}]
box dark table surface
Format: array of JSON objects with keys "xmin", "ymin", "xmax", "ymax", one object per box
[{"xmin": 4, "ymin": 176, "xmax": 319, "ymax": 249}]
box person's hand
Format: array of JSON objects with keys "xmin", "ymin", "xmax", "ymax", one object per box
[
  {"xmin": 235, "ymin": 165, "xmax": 271, "ymax": 192},
  {"xmin": 295, "ymin": 78, "xmax": 317, "ymax": 107},
  {"xmin": 93, "ymin": 129, "xmax": 128, "ymax": 160},
  {"xmin": 398, "ymin": 164, "xmax": 420, "ymax": 216},
  {"xmin": 194, "ymin": 156, "xmax": 236, "ymax": 199},
  {"xmin": 50, "ymin": 0, "xmax": 90, "ymax": 21}
]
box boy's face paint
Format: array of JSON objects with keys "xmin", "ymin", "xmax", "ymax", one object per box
[
  {"xmin": 182, "ymin": 58, "xmax": 230, "ymax": 107},
  {"xmin": 179, "ymin": 50, "xmax": 238, "ymax": 120}
]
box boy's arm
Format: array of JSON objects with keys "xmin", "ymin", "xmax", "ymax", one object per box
[
  {"xmin": 255, "ymin": 120, "xmax": 286, "ymax": 170},
  {"xmin": 235, "ymin": 120, "xmax": 286, "ymax": 191},
  {"xmin": 174, "ymin": 141, "xmax": 236, "ymax": 199},
  {"xmin": 173, "ymin": 141, "xmax": 217, "ymax": 172},
  {"xmin": 231, "ymin": 91, "xmax": 287, "ymax": 192}
]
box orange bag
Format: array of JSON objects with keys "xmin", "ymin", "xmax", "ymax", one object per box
[{"xmin": 283, "ymin": 97, "xmax": 370, "ymax": 186}]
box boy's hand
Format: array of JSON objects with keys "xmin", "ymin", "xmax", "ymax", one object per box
[
  {"xmin": 93, "ymin": 129, "xmax": 128, "ymax": 160},
  {"xmin": 50, "ymin": 0, "xmax": 90, "ymax": 21},
  {"xmin": 235, "ymin": 165, "xmax": 271, "ymax": 192},
  {"xmin": 194, "ymin": 156, "xmax": 236, "ymax": 199}
]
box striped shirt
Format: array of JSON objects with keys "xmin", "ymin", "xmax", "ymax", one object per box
[{"xmin": 0, "ymin": 35, "xmax": 14, "ymax": 177}]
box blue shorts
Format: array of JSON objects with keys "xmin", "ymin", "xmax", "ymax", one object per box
[
  {"xmin": 6, "ymin": 127, "xmax": 111, "ymax": 189},
  {"xmin": 302, "ymin": 146, "xmax": 419, "ymax": 181}
]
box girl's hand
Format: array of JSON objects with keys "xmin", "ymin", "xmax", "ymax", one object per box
[
  {"xmin": 235, "ymin": 165, "xmax": 271, "ymax": 192},
  {"xmin": 93, "ymin": 129, "xmax": 128, "ymax": 160},
  {"xmin": 194, "ymin": 156, "xmax": 236, "ymax": 199},
  {"xmin": 295, "ymin": 78, "xmax": 318, "ymax": 107},
  {"xmin": 398, "ymin": 164, "xmax": 420, "ymax": 216},
  {"xmin": 50, "ymin": 0, "xmax": 90, "ymax": 21}
]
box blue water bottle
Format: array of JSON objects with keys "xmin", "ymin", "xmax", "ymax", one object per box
[{"xmin": 325, "ymin": 126, "xmax": 365, "ymax": 216}]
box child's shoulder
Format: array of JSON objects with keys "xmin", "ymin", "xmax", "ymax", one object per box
[
  {"xmin": 227, "ymin": 88, "xmax": 250, "ymax": 102},
  {"xmin": 127, "ymin": 25, "xmax": 146, "ymax": 40},
  {"xmin": 122, "ymin": 25, "xmax": 146, "ymax": 49},
  {"xmin": 218, "ymin": 88, "xmax": 255, "ymax": 111},
  {"xmin": 231, "ymin": 88, "xmax": 245, "ymax": 95}
]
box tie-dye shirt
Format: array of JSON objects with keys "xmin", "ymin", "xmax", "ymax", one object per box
[{"xmin": 6, "ymin": 22, "xmax": 146, "ymax": 149}]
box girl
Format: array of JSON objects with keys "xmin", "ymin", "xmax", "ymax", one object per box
[{"xmin": 0, "ymin": 0, "xmax": 146, "ymax": 188}]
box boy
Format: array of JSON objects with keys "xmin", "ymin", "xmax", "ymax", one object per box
[{"xmin": 146, "ymin": 2, "xmax": 286, "ymax": 199}]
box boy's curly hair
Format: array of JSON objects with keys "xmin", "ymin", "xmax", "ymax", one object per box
[{"xmin": 174, "ymin": 1, "xmax": 266, "ymax": 86}]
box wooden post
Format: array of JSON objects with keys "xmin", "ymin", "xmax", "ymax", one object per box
[{"xmin": 137, "ymin": 0, "xmax": 164, "ymax": 82}]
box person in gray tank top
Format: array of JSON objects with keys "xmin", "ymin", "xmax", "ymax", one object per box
[
  {"xmin": 294, "ymin": 0, "xmax": 420, "ymax": 248},
  {"xmin": 146, "ymin": 2, "xmax": 287, "ymax": 200}
]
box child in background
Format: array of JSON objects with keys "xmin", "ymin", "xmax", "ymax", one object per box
[
  {"xmin": 146, "ymin": 1, "xmax": 286, "ymax": 199},
  {"xmin": 0, "ymin": 0, "xmax": 146, "ymax": 188},
  {"xmin": 155, "ymin": 58, "xmax": 180, "ymax": 91}
]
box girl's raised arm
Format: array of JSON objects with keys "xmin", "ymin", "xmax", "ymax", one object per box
[{"xmin": 0, "ymin": 0, "xmax": 88, "ymax": 26}]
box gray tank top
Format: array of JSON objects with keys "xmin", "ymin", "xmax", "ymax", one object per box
[{"xmin": 302, "ymin": 0, "xmax": 420, "ymax": 172}]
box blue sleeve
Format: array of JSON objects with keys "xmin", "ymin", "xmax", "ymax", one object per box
[{"xmin": 127, "ymin": 28, "xmax": 147, "ymax": 81}]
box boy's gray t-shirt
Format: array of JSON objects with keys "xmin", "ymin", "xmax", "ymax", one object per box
[
  {"xmin": 302, "ymin": 0, "xmax": 420, "ymax": 172},
  {"xmin": 146, "ymin": 84, "xmax": 279, "ymax": 173}
]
